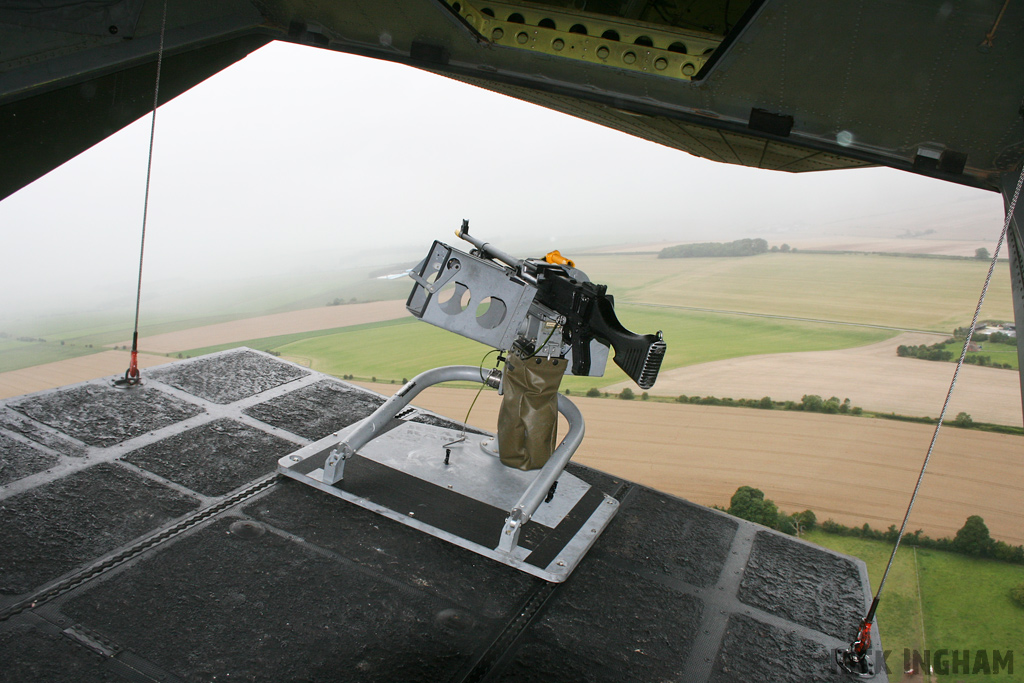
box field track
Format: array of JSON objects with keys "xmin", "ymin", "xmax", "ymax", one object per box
[
  {"xmin": 611, "ymin": 332, "xmax": 1024, "ymax": 426},
  {"xmin": 355, "ymin": 381, "xmax": 1023, "ymax": 546}
]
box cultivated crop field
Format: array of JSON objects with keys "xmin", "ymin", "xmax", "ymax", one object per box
[
  {"xmin": 272, "ymin": 303, "xmax": 894, "ymax": 394},
  {"xmin": 578, "ymin": 252, "xmax": 1013, "ymax": 332},
  {"xmin": 612, "ymin": 332, "xmax": 1023, "ymax": 426}
]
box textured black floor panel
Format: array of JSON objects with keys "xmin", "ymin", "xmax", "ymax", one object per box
[
  {"xmin": 10, "ymin": 385, "xmax": 203, "ymax": 447},
  {"xmin": 0, "ymin": 624, "xmax": 118, "ymax": 683},
  {"xmin": 0, "ymin": 411, "xmax": 87, "ymax": 457},
  {"xmin": 564, "ymin": 461, "xmax": 625, "ymax": 498},
  {"xmin": 0, "ymin": 351, "xmax": 886, "ymax": 683},
  {"xmin": 245, "ymin": 480, "xmax": 541, "ymax": 620},
  {"xmin": 0, "ymin": 463, "xmax": 199, "ymax": 595},
  {"xmin": 148, "ymin": 349, "xmax": 308, "ymax": 403},
  {"xmin": 597, "ymin": 486, "xmax": 737, "ymax": 585},
  {"xmin": 494, "ymin": 558, "xmax": 704, "ymax": 683},
  {"xmin": 122, "ymin": 418, "xmax": 298, "ymax": 496},
  {"xmin": 710, "ymin": 614, "xmax": 846, "ymax": 683},
  {"xmin": 62, "ymin": 517, "xmax": 497, "ymax": 683},
  {"xmin": 0, "ymin": 432, "xmax": 58, "ymax": 486},
  {"xmin": 244, "ymin": 379, "xmax": 385, "ymax": 440},
  {"xmin": 738, "ymin": 531, "xmax": 864, "ymax": 639}
]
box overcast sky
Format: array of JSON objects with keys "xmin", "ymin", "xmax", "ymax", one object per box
[{"xmin": 0, "ymin": 40, "xmax": 1006, "ymax": 323}]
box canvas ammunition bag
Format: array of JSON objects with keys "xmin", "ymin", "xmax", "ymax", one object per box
[{"xmin": 497, "ymin": 353, "xmax": 565, "ymax": 470}]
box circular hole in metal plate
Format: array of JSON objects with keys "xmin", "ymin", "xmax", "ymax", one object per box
[{"xmin": 475, "ymin": 296, "xmax": 507, "ymax": 329}]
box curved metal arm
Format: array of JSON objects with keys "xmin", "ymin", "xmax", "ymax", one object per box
[
  {"xmin": 497, "ymin": 393, "xmax": 585, "ymax": 555},
  {"xmin": 322, "ymin": 365, "xmax": 499, "ymax": 484}
]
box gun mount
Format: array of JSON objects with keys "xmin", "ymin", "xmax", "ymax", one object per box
[
  {"xmin": 407, "ymin": 220, "xmax": 666, "ymax": 390},
  {"xmin": 279, "ymin": 221, "xmax": 661, "ymax": 581}
]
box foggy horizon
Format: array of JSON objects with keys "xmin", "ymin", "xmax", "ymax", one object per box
[{"xmin": 0, "ymin": 40, "xmax": 1007, "ymax": 331}]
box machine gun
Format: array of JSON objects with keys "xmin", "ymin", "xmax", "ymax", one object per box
[
  {"xmin": 407, "ymin": 220, "xmax": 666, "ymax": 390},
  {"xmin": 279, "ymin": 220, "xmax": 663, "ymax": 582}
]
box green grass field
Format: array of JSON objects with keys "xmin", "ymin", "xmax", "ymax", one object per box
[
  {"xmin": 805, "ymin": 530, "xmax": 1024, "ymax": 682},
  {"xmin": 940, "ymin": 340, "xmax": 1019, "ymax": 371},
  {"xmin": 575, "ymin": 252, "xmax": 1014, "ymax": 332},
  {"xmin": 0, "ymin": 338, "xmax": 104, "ymax": 373},
  {"xmin": 269, "ymin": 304, "xmax": 893, "ymax": 393}
]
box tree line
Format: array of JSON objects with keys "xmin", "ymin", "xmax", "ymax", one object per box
[
  {"xmin": 658, "ymin": 238, "xmax": 774, "ymax": 258},
  {"xmin": 725, "ymin": 485, "xmax": 1024, "ymax": 565}
]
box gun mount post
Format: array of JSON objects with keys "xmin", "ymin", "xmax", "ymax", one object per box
[{"xmin": 497, "ymin": 393, "xmax": 585, "ymax": 554}]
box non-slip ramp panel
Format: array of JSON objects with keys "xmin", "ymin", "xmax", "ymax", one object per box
[
  {"xmin": 10, "ymin": 384, "xmax": 202, "ymax": 448},
  {"xmin": 0, "ymin": 349, "xmax": 885, "ymax": 682},
  {"xmin": 0, "ymin": 463, "xmax": 199, "ymax": 596},
  {"xmin": 0, "ymin": 433, "xmax": 58, "ymax": 486},
  {"xmin": 147, "ymin": 349, "xmax": 309, "ymax": 404},
  {"xmin": 60, "ymin": 517, "xmax": 514, "ymax": 682},
  {"xmin": 122, "ymin": 418, "xmax": 297, "ymax": 497},
  {"xmin": 243, "ymin": 379, "xmax": 385, "ymax": 440}
]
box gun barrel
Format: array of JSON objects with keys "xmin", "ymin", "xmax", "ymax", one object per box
[{"xmin": 457, "ymin": 220, "xmax": 522, "ymax": 271}]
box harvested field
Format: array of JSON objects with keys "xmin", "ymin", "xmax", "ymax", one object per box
[
  {"xmin": 114, "ymin": 300, "xmax": 407, "ymax": 354},
  {"xmin": 354, "ymin": 381, "xmax": 1023, "ymax": 546},
  {"xmin": 788, "ymin": 236, "xmax": 995, "ymax": 257},
  {"xmin": 0, "ymin": 351, "xmax": 170, "ymax": 400},
  {"xmin": 610, "ymin": 332, "xmax": 1024, "ymax": 427}
]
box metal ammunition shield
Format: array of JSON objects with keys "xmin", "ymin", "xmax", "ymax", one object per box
[{"xmin": 498, "ymin": 354, "xmax": 566, "ymax": 470}]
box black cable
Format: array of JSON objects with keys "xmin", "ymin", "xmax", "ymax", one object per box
[{"xmin": 126, "ymin": 0, "xmax": 168, "ymax": 374}]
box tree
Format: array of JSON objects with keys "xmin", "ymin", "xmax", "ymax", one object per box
[
  {"xmin": 975, "ymin": 247, "xmax": 990, "ymax": 260},
  {"xmin": 796, "ymin": 509, "xmax": 817, "ymax": 531},
  {"xmin": 953, "ymin": 515, "xmax": 994, "ymax": 557},
  {"xmin": 953, "ymin": 412, "xmax": 973, "ymax": 428},
  {"xmin": 619, "ymin": 387, "xmax": 635, "ymax": 400},
  {"xmin": 801, "ymin": 394, "xmax": 824, "ymax": 412},
  {"xmin": 586, "ymin": 387, "xmax": 601, "ymax": 397},
  {"xmin": 778, "ymin": 515, "xmax": 797, "ymax": 535},
  {"xmin": 728, "ymin": 486, "xmax": 780, "ymax": 528}
]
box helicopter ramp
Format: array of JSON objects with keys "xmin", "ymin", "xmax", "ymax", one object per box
[{"xmin": 0, "ymin": 349, "xmax": 885, "ymax": 682}]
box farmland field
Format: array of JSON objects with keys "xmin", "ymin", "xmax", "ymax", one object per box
[
  {"xmin": 940, "ymin": 339, "xmax": 1019, "ymax": 370},
  {"xmin": 576, "ymin": 252, "xmax": 1013, "ymax": 332},
  {"xmin": 273, "ymin": 304, "xmax": 895, "ymax": 394},
  {"xmin": 614, "ymin": 332, "xmax": 1023, "ymax": 426}
]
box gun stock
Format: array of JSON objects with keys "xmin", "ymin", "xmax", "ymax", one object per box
[
  {"xmin": 536, "ymin": 273, "xmax": 665, "ymax": 390},
  {"xmin": 590, "ymin": 298, "xmax": 666, "ymax": 390}
]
